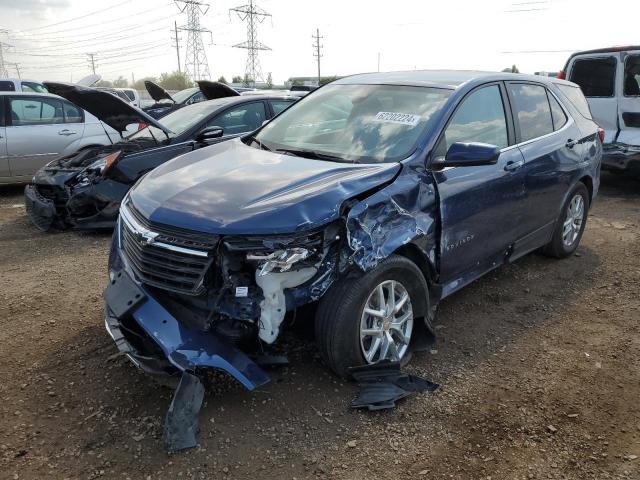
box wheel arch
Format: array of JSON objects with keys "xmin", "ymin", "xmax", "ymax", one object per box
[{"xmin": 578, "ymin": 174, "xmax": 594, "ymax": 205}]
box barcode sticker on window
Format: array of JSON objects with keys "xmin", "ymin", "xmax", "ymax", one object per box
[
  {"xmin": 373, "ymin": 112, "xmax": 421, "ymax": 126},
  {"xmin": 235, "ymin": 286, "xmax": 248, "ymax": 297}
]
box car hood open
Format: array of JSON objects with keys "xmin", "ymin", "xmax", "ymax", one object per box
[
  {"xmin": 129, "ymin": 139, "xmax": 401, "ymax": 235},
  {"xmin": 144, "ymin": 80, "xmax": 174, "ymax": 103},
  {"xmin": 44, "ymin": 82, "xmax": 171, "ymax": 135},
  {"xmin": 196, "ymin": 80, "xmax": 239, "ymax": 100}
]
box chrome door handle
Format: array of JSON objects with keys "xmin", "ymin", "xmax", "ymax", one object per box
[
  {"xmin": 504, "ymin": 159, "xmax": 524, "ymax": 171},
  {"xmin": 58, "ymin": 129, "xmax": 77, "ymax": 136}
]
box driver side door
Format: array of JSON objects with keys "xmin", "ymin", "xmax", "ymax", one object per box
[{"xmin": 432, "ymin": 83, "xmax": 528, "ymax": 297}]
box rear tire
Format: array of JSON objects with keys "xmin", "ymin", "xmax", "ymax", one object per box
[
  {"xmin": 315, "ymin": 255, "xmax": 428, "ymax": 378},
  {"xmin": 543, "ymin": 182, "xmax": 589, "ymax": 259}
]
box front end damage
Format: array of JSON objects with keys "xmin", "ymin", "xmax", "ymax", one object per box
[
  {"xmin": 25, "ymin": 146, "xmax": 149, "ymax": 231},
  {"xmin": 103, "ymin": 159, "xmax": 440, "ymax": 450}
]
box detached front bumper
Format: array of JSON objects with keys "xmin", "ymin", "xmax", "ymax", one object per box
[
  {"xmin": 602, "ymin": 143, "xmax": 640, "ymax": 172},
  {"xmin": 103, "ymin": 265, "xmax": 271, "ymax": 391},
  {"xmin": 24, "ymin": 185, "xmax": 57, "ymax": 231}
]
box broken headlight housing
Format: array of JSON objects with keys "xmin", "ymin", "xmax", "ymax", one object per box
[
  {"xmin": 247, "ymin": 248, "xmax": 312, "ymax": 276},
  {"xmin": 74, "ymin": 151, "xmax": 122, "ymax": 187}
]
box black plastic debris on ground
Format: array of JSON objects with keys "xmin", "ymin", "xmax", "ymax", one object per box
[
  {"xmin": 164, "ymin": 371, "xmax": 205, "ymax": 452},
  {"xmin": 348, "ymin": 360, "xmax": 438, "ymax": 411}
]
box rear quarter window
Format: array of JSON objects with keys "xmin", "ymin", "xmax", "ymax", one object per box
[
  {"xmin": 569, "ymin": 57, "xmax": 616, "ymax": 97},
  {"xmin": 0, "ymin": 81, "xmax": 16, "ymax": 92},
  {"xmin": 556, "ymin": 84, "xmax": 593, "ymax": 120}
]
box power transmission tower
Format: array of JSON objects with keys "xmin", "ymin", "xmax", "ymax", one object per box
[
  {"xmin": 0, "ymin": 30, "xmax": 11, "ymax": 78},
  {"xmin": 87, "ymin": 53, "xmax": 97, "ymax": 74},
  {"xmin": 176, "ymin": 0, "xmax": 212, "ymax": 81},
  {"xmin": 230, "ymin": 0, "xmax": 271, "ymax": 87},
  {"xmin": 312, "ymin": 28, "xmax": 322, "ymax": 86},
  {"xmin": 172, "ymin": 20, "xmax": 182, "ymax": 74}
]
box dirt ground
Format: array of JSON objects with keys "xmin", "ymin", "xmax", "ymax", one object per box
[{"xmin": 0, "ymin": 172, "xmax": 639, "ymax": 480}]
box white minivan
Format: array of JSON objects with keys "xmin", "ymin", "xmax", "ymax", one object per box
[{"xmin": 560, "ymin": 46, "xmax": 640, "ymax": 173}]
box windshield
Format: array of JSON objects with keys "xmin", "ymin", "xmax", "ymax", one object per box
[
  {"xmin": 254, "ymin": 84, "xmax": 451, "ymax": 163},
  {"xmin": 128, "ymin": 100, "xmax": 214, "ymax": 141},
  {"xmin": 170, "ymin": 88, "xmax": 199, "ymax": 104}
]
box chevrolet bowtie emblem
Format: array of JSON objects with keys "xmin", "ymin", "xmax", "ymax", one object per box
[{"xmin": 134, "ymin": 229, "xmax": 159, "ymax": 246}]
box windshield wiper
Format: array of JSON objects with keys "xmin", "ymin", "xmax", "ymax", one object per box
[
  {"xmin": 275, "ymin": 148, "xmax": 355, "ymax": 163},
  {"xmin": 246, "ymin": 135, "xmax": 271, "ymax": 151}
]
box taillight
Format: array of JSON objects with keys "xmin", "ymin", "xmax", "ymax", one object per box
[
  {"xmin": 137, "ymin": 122, "xmax": 147, "ymax": 130},
  {"xmin": 557, "ymin": 70, "xmax": 566, "ymax": 80},
  {"xmin": 597, "ymin": 127, "xmax": 605, "ymax": 143}
]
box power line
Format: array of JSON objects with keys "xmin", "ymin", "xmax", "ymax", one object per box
[
  {"xmin": 312, "ymin": 28, "xmax": 322, "ymax": 85},
  {"xmin": 177, "ymin": 0, "xmax": 212, "ymax": 81},
  {"xmin": 18, "ymin": 0, "xmax": 133, "ymax": 33},
  {"xmin": 230, "ymin": 0, "xmax": 271, "ymax": 87}
]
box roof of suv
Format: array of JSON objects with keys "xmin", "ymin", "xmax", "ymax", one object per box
[{"xmin": 336, "ymin": 69, "xmax": 576, "ymax": 89}]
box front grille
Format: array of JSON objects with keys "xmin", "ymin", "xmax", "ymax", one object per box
[
  {"xmin": 35, "ymin": 185, "xmax": 68, "ymax": 208},
  {"xmin": 120, "ymin": 203, "xmax": 216, "ymax": 295}
]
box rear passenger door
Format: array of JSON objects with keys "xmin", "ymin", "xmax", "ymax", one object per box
[
  {"xmin": 619, "ymin": 50, "xmax": 640, "ymax": 147},
  {"xmin": 568, "ymin": 54, "xmax": 618, "ymax": 143},
  {"xmin": 433, "ymin": 83, "xmax": 527, "ymax": 292},
  {"xmin": 506, "ymin": 82, "xmax": 584, "ymax": 256},
  {"xmin": 268, "ymin": 99, "xmax": 295, "ymax": 117},
  {"xmin": 207, "ymin": 101, "xmax": 267, "ymax": 139},
  {"xmin": 5, "ymin": 96, "xmax": 73, "ymax": 176}
]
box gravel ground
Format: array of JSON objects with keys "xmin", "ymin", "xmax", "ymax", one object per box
[{"xmin": 0, "ymin": 172, "xmax": 639, "ymax": 480}]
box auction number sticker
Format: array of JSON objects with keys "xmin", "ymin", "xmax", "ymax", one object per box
[{"xmin": 373, "ymin": 111, "xmax": 421, "ymax": 126}]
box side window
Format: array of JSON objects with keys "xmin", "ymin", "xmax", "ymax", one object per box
[
  {"xmin": 123, "ymin": 90, "xmax": 136, "ymax": 101},
  {"xmin": 209, "ymin": 102, "xmax": 267, "ymax": 135},
  {"xmin": 547, "ymin": 91, "xmax": 567, "ymax": 131},
  {"xmin": 0, "ymin": 81, "xmax": 16, "ymax": 92},
  {"xmin": 186, "ymin": 91, "xmax": 205, "ymax": 105},
  {"xmin": 569, "ymin": 57, "xmax": 616, "ymax": 97},
  {"xmin": 9, "ymin": 97, "xmax": 64, "ymax": 126},
  {"xmin": 270, "ymin": 99, "xmax": 294, "ymax": 115},
  {"xmin": 556, "ymin": 84, "xmax": 593, "ymax": 120},
  {"xmin": 624, "ymin": 55, "xmax": 640, "ymax": 96},
  {"xmin": 440, "ymin": 85, "xmax": 508, "ymax": 153},
  {"xmin": 21, "ymin": 82, "xmax": 47, "ymax": 93},
  {"xmin": 508, "ymin": 83, "xmax": 553, "ymax": 142},
  {"xmin": 63, "ymin": 101, "xmax": 84, "ymax": 123}
]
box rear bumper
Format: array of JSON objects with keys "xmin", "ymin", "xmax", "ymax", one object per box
[
  {"xmin": 602, "ymin": 143, "xmax": 640, "ymax": 172},
  {"xmin": 103, "ymin": 262, "xmax": 270, "ymax": 390}
]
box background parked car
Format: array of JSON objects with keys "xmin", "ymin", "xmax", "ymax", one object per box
[
  {"xmin": 24, "ymin": 81, "xmax": 298, "ymax": 230},
  {"xmin": 0, "ymin": 91, "xmax": 119, "ymax": 184},
  {"xmin": 142, "ymin": 81, "xmax": 208, "ymax": 118},
  {"xmin": 0, "ymin": 79, "xmax": 48, "ymax": 93},
  {"xmin": 560, "ymin": 46, "xmax": 640, "ymax": 174},
  {"xmin": 96, "ymin": 87, "xmax": 135, "ymax": 106},
  {"xmin": 116, "ymin": 88, "xmax": 141, "ymax": 108}
]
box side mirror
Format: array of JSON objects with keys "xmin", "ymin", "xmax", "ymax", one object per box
[
  {"xmin": 437, "ymin": 142, "xmax": 500, "ymax": 167},
  {"xmin": 197, "ymin": 126, "xmax": 224, "ymax": 143}
]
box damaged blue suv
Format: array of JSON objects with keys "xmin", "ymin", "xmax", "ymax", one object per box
[{"xmin": 104, "ymin": 70, "xmax": 601, "ymax": 389}]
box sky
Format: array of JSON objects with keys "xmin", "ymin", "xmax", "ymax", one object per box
[{"xmin": 0, "ymin": 0, "xmax": 638, "ymax": 85}]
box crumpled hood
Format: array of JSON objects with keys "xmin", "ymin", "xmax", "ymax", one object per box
[{"xmin": 129, "ymin": 139, "xmax": 401, "ymax": 235}]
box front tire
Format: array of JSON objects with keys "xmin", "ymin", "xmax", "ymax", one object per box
[
  {"xmin": 543, "ymin": 182, "xmax": 589, "ymax": 258},
  {"xmin": 315, "ymin": 255, "xmax": 428, "ymax": 378}
]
